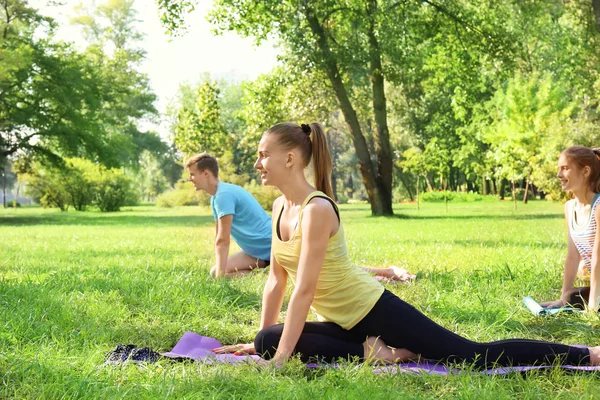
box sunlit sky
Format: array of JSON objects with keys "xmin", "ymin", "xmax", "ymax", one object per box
[{"xmin": 31, "ymin": 0, "xmax": 279, "ymax": 141}]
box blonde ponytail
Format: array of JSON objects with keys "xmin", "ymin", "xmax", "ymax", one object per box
[{"xmin": 308, "ymin": 123, "xmax": 333, "ymax": 198}]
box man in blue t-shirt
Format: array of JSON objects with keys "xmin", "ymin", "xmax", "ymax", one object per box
[{"xmin": 186, "ymin": 153, "xmax": 272, "ymax": 278}]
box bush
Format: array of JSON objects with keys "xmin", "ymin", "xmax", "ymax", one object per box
[
  {"xmin": 24, "ymin": 158, "xmax": 139, "ymax": 212},
  {"xmin": 6, "ymin": 200, "xmax": 20, "ymax": 207},
  {"xmin": 156, "ymin": 181, "xmax": 210, "ymax": 208},
  {"xmin": 244, "ymin": 180, "xmax": 281, "ymax": 210},
  {"xmin": 64, "ymin": 158, "xmax": 96, "ymax": 211},
  {"xmin": 94, "ymin": 168, "xmax": 136, "ymax": 212},
  {"xmin": 420, "ymin": 191, "xmax": 498, "ymax": 203},
  {"xmin": 25, "ymin": 166, "xmax": 70, "ymax": 211},
  {"xmin": 347, "ymin": 199, "xmax": 369, "ymax": 204}
]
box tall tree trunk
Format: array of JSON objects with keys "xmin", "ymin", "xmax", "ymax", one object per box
[
  {"xmin": 398, "ymin": 174, "xmax": 413, "ymax": 201},
  {"xmin": 481, "ymin": 175, "xmax": 488, "ymax": 195},
  {"xmin": 498, "ymin": 179, "xmax": 505, "ymax": 200},
  {"xmin": 443, "ymin": 176, "xmax": 448, "ymax": 213},
  {"xmin": 1, "ymin": 167, "xmax": 5, "ymax": 208},
  {"xmin": 523, "ymin": 179, "xmax": 530, "ymax": 204},
  {"xmin": 416, "ymin": 175, "xmax": 420, "ymax": 210},
  {"xmin": 593, "ymin": 0, "xmax": 600, "ymax": 33},
  {"xmin": 305, "ymin": 7, "xmax": 388, "ymax": 215},
  {"xmin": 348, "ymin": 174, "xmax": 354, "ymax": 199},
  {"xmin": 14, "ymin": 179, "xmax": 19, "ymax": 209},
  {"xmin": 366, "ymin": 0, "xmax": 393, "ymax": 215},
  {"xmin": 511, "ymin": 179, "xmax": 517, "ymax": 210}
]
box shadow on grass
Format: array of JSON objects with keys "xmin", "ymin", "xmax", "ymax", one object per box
[{"xmin": 0, "ymin": 214, "xmax": 214, "ymax": 227}]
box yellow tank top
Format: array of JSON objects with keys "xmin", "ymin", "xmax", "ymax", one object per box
[{"xmin": 272, "ymin": 191, "xmax": 384, "ymax": 330}]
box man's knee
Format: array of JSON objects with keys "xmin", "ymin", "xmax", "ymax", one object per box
[{"xmin": 254, "ymin": 325, "xmax": 283, "ymax": 360}]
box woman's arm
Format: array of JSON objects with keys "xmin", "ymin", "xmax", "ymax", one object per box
[
  {"xmin": 260, "ymin": 254, "xmax": 288, "ymax": 329},
  {"xmin": 587, "ymin": 204, "xmax": 600, "ymax": 310},
  {"xmin": 212, "ymin": 197, "xmax": 288, "ymax": 355},
  {"xmin": 271, "ymin": 198, "xmax": 336, "ymax": 364},
  {"xmin": 560, "ymin": 201, "xmax": 581, "ymax": 300},
  {"xmin": 542, "ymin": 201, "xmax": 579, "ymax": 307}
]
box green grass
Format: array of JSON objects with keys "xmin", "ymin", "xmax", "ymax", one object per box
[{"xmin": 2, "ymin": 201, "xmax": 600, "ymax": 399}]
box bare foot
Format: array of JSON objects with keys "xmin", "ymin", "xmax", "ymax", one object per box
[
  {"xmin": 363, "ymin": 336, "xmax": 418, "ymax": 364},
  {"xmin": 589, "ymin": 346, "xmax": 600, "ymax": 365}
]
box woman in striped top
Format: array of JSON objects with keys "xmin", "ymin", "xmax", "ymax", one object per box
[
  {"xmin": 214, "ymin": 126, "xmax": 600, "ymax": 367},
  {"xmin": 541, "ymin": 146, "xmax": 600, "ymax": 310}
]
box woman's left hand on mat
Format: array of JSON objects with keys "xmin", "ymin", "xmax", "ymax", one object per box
[{"xmin": 212, "ymin": 343, "xmax": 256, "ymax": 356}]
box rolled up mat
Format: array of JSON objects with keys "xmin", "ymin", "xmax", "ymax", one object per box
[{"xmin": 522, "ymin": 296, "xmax": 582, "ymax": 316}]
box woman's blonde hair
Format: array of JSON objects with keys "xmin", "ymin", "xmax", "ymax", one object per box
[{"xmin": 266, "ymin": 122, "xmax": 333, "ymax": 198}]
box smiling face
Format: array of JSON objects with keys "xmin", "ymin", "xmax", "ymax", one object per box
[
  {"xmin": 188, "ymin": 163, "xmax": 211, "ymax": 192},
  {"xmin": 557, "ymin": 153, "xmax": 590, "ymax": 193},
  {"xmin": 254, "ymin": 133, "xmax": 296, "ymax": 187}
]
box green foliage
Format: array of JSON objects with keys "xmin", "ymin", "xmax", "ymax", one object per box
[
  {"xmin": 158, "ymin": 0, "xmax": 600, "ymax": 208},
  {"xmin": 24, "ymin": 158, "xmax": 137, "ymax": 212},
  {"xmin": 63, "ymin": 158, "xmax": 97, "ymax": 211},
  {"xmin": 93, "ymin": 167, "xmax": 137, "ymax": 212},
  {"xmin": 173, "ymin": 81, "xmax": 229, "ymax": 157},
  {"xmin": 5, "ymin": 200, "xmax": 20, "ymax": 207},
  {"xmin": 420, "ymin": 191, "xmax": 498, "ymax": 203},
  {"xmin": 0, "ymin": 0, "xmax": 160, "ymax": 171},
  {"xmin": 135, "ymin": 150, "xmax": 170, "ymax": 201},
  {"xmin": 25, "ymin": 165, "xmax": 71, "ymax": 211},
  {"xmin": 156, "ymin": 181, "xmax": 210, "ymax": 208},
  {"xmin": 156, "ymin": 0, "xmax": 197, "ymax": 35},
  {"xmin": 243, "ymin": 180, "xmax": 281, "ymax": 211}
]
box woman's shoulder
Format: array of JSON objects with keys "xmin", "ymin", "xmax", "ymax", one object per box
[{"xmin": 303, "ymin": 197, "xmax": 338, "ymax": 223}]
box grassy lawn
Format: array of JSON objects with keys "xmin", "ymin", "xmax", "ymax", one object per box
[{"xmin": 2, "ymin": 201, "xmax": 600, "ymax": 399}]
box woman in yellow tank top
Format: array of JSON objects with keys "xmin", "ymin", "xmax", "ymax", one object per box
[{"xmin": 214, "ymin": 122, "xmax": 600, "ymax": 367}]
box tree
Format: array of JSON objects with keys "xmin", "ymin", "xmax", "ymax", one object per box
[
  {"xmin": 0, "ymin": 0, "xmax": 118, "ymax": 164},
  {"xmin": 136, "ymin": 150, "xmax": 169, "ymax": 201},
  {"xmin": 172, "ymin": 81, "xmax": 229, "ymax": 156},
  {"xmin": 158, "ymin": 0, "xmax": 400, "ymax": 214},
  {"xmin": 71, "ymin": 0, "xmax": 159, "ymax": 167}
]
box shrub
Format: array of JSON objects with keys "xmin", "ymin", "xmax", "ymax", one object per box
[
  {"xmin": 6, "ymin": 200, "xmax": 20, "ymax": 207},
  {"xmin": 420, "ymin": 191, "xmax": 498, "ymax": 203},
  {"xmin": 244, "ymin": 180, "xmax": 281, "ymax": 210},
  {"xmin": 24, "ymin": 158, "xmax": 139, "ymax": 212},
  {"xmin": 25, "ymin": 167, "xmax": 70, "ymax": 211},
  {"xmin": 93, "ymin": 168, "xmax": 136, "ymax": 212},
  {"xmin": 347, "ymin": 199, "xmax": 369, "ymax": 204},
  {"xmin": 64, "ymin": 158, "xmax": 96, "ymax": 211},
  {"xmin": 156, "ymin": 181, "xmax": 210, "ymax": 208}
]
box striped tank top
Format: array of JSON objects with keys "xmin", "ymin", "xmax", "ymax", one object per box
[{"xmin": 570, "ymin": 193, "xmax": 600, "ymax": 272}]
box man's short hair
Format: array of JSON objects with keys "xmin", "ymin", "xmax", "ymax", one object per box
[{"xmin": 185, "ymin": 153, "xmax": 219, "ymax": 177}]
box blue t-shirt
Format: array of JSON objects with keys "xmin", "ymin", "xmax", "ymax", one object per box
[{"xmin": 210, "ymin": 182, "xmax": 272, "ymax": 261}]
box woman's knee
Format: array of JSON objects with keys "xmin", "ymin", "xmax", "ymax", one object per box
[{"xmin": 254, "ymin": 324, "xmax": 284, "ymax": 360}]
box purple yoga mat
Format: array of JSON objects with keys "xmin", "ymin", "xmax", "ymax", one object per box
[
  {"xmin": 161, "ymin": 332, "xmax": 260, "ymax": 364},
  {"xmin": 162, "ymin": 332, "xmax": 600, "ymax": 375}
]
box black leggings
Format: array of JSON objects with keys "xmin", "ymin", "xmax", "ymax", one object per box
[
  {"xmin": 564, "ymin": 287, "xmax": 591, "ymax": 309},
  {"xmin": 254, "ymin": 290, "xmax": 591, "ymax": 368}
]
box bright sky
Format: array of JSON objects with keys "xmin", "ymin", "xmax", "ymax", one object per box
[{"xmin": 31, "ymin": 0, "xmax": 279, "ymax": 140}]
